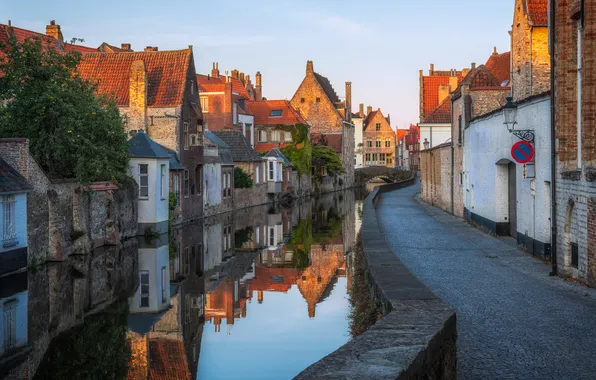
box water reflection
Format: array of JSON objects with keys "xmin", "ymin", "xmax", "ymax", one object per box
[{"xmin": 0, "ymin": 189, "xmax": 369, "ymax": 380}]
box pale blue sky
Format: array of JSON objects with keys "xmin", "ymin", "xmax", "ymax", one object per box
[{"xmin": 3, "ymin": 0, "xmax": 513, "ymax": 129}]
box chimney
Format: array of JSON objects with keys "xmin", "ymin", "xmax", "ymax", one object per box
[
  {"xmin": 359, "ymin": 103, "xmax": 364, "ymax": 117},
  {"xmin": 144, "ymin": 46, "xmax": 158, "ymax": 52},
  {"xmin": 239, "ymin": 72, "xmax": 245, "ymax": 84},
  {"xmin": 493, "ymin": 46, "xmax": 498, "ymax": 55},
  {"xmin": 255, "ymin": 71, "xmax": 262, "ymax": 100},
  {"xmin": 429, "ymin": 63, "xmax": 435, "ymax": 75},
  {"xmin": 471, "ymin": 62, "xmax": 476, "ymax": 69},
  {"xmin": 387, "ymin": 113, "xmax": 391, "ymax": 125},
  {"xmin": 121, "ymin": 43, "xmax": 131, "ymax": 51},
  {"xmin": 345, "ymin": 82, "xmax": 352, "ymax": 122},
  {"xmin": 211, "ymin": 62, "xmax": 220, "ymax": 78},
  {"xmin": 306, "ymin": 60, "xmax": 314, "ymax": 74},
  {"xmin": 438, "ymin": 84, "xmax": 451, "ymax": 104},
  {"xmin": 246, "ymin": 74, "xmax": 251, "ymax": 85},
  {"xmin": 367, "ymin": 105, "xmax": 373, "ymax": 115},
  {"xmin": 129, "ymin": 60, "xmax": 148, "ymax": 132},
  {"xmin": 231, "ymin": 69, "xmax": 239, "ymax": 79},
  {"xmin": 258, "ymin": 291, "xmax": 264, "ymax": 304},
  {"xmin": 7, "ymin": 20, "xmax": 11, "ymax": 27},
  {"xmin": 45, "ymin": 20, "xmax": 63, "ymax": 44}
]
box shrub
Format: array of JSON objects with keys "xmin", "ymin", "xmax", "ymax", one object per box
[{"xmin": 234, "ymin": 167, "xmax": 253, "ymax": 189}]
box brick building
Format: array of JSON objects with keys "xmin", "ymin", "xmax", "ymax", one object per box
[
  {"xmin": 78, "ymin": 48, "xmax": 205, "ymax": 223},
  {"xmin": 363, "ymin": 108, "xmax": 395, "ymax": 167},
  {"xmin": 419, "ymin": 64, "xmax": 463, "ymax": 122},
  {"xmin": 552, "ymin": 0, "xmax": 596, "ymax": 285},
  {"xmin": 290, "ymin": 61, "xmax": 355, "ymax": 188}
]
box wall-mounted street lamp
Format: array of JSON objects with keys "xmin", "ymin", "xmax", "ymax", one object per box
[
  {"xmin": 423, "ymin": 138, "xmax": 430, "ymax": 150},
  {"xmin": 503, "ymin": 96, "xmax": 534, "ymax": 142}
]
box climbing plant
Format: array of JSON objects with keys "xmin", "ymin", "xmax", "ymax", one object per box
[
  {"xmin": 280, "ymin": 123, "xmax": 312, "ymax": 177},
  {"xmin": 234, "ymin": 167, "xmax": 253, "ymax": 188}
]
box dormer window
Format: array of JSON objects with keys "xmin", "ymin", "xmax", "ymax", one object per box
[
  {"xmin": 376, "ymin": 123, "xmax": 381, "ymax": 131},
  {"xmin": 270, "ymin": 109, "xmax": 282, "ymax": 117}
]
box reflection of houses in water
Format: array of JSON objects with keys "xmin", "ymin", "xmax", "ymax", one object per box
[
  {"xmin": 0, "ymin": 272, "xmax": 28, "ymax": 379},
  {"xmin": 204, "ymin": 278, "xmax": 251, "ymax": 334}
]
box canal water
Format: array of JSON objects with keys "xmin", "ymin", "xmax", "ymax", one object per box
[{"xmin": 0, "ymin": 189, "xmax": 369, "ymax": 380}]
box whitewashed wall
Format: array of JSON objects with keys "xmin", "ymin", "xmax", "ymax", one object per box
[
  {"xmin": 128, "ymin": 244, "xmax": 170, "ymax": 314},
  {"xmin": 204, "ymin": 162, "xmax": 222, "ymax": 209},
  {"xmin": 419, "ymin": 124, "xmax": 451, "ymax": 150},
  {"xmin": 0, "ymin": 290, "xmax": 28, "ymax": 355},
  {"xmin": 0, "ymin": 193, "xmax": 27, "ymax": 253},
  {"xmin": 464, "ymin": 95, "xmax": 551, "ymax": 246},
  {"xmin": 129, "ymin": 158, "xmax": 169, "ymax": 225}
]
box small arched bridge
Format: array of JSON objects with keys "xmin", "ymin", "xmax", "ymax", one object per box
[{"xmin": 355, "ymin": 167, "xmax": 412, "ymax": 186}]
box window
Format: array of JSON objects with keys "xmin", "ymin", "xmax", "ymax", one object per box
[
  {"xmin": 184, "ymin": 170, "xmax": 189, "ymax": 197},
  {"xmin": 3, "ymin": 299, "xmax": 17, "ymax": 351},
  {"xmin": 571, "ymin": 243, "xmax": 579, "ymax": 268},
  {"xmin": 269, "ymin": 227, "xmax": 275, "ymax": 246},
  {"xmin": 139, "ymin": 164, "xmax": 149, "ymax": 199},
  {"xmin": 161, "ymin": 266, "xmax": 167, "ymax": 303},
  {"xmin": 195, "ymin": 166, "xmax": 202, "ymax": 195},
  {"xmin": 380, "ymin": 153, "xmax": 386, "ymax": 162},
  {"xmin": 458, "ymin": 115, "xmax": 462, "ymax": 145},
  {"xmin": 223, "ymin": 227, "xmax": 227, "ymax": 251},
  {"xmin": 367, "ymin": 140, "xmax": 372, "ymax": 148},
  {"xmin": 385, "ymin": 140, "xmax": 391, "ymax": 148},
  {"xmin": 376, "ymin": 140, "xmax": 381, "ymax": 148},
  {"xmin": 268, "ymin": 161, "xmax": 275, "ymax": 181},
  {"xmin": 258, "ymin": 129, "xmax": 267, "ymax": 143},
  {"xmin": 233, "ymin": 103, "xmax": 238, "ymax": 124},
  {"xmin": 271, "ymin": 130, "xmax": 280, "ymax": 142},
  {"xmin": 190, "ymin": 134, "xmax": 197, "ymax": 146},
  {"xmin": 160, "ymin": 164, "xmax": 166, "ymax": 199},
  {"xmin": 300, "ymin": 98, "xmax": 305, "ymax": 103},
  {"xmin": 270, "ymin": 109, "xmax": 282, "ymax": 117},
  {"xmin": 365, "ymin": 153, "xmax": 370, "ymax": 162},
  {"xmin": 284, "ymin": 131, "xmax": 292, "ymax": 142},
  {"xmin": 372, "ymin": 153, "xmax": 378, "ymax": 162},
  {"xmin": 316, "ymin": 97, "xmax": 321, "ymax": 103},
  {"xmin": 228, "ymin": 173, "xmax": 232, "ymax": 197},
  {"xmin": 375, "ymin": 123, "xmax": 381, "ymax": 131},
  {"xmin": 184, "ymin": 122, "xmax": 189, "ymax": 150},
  {"xmin": 2, "ymin": 195, "xmax": 16, "ymax": 247},
  {"xmin": 184, "ymin": 247, "xmax": 190, "ymax": 275},
  {"xmin": 256, "ymin": 165, "xmax": 260, "ymax": 184},
  {"xmin": 287, "ymin": 169, "xmax": 290, "ymax": 182},
  {"xmin": 256, "ymin": 226, "xmax": 260, "ymax": 244},
  {"xmin": 172, "ymin": 173, "xmax": 180, "ymax": 204},
  {"xmin": 139, "ymin": 271, "xmax": 150, "ymax": 307},
  {"xmin": 190, "ymin": 80, "xmax": 195, "ymax": 94}
]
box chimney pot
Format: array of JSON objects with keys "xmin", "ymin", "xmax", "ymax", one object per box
[
  {"xmin": 50, "ymin": 20, "xmax": 56, "ymax": 25},
  {"xmin": 121, "ymin": 43, "xmax": 131, "ymax": 50},
  {"xmin": 345, "ymin": 81, "xmax": 352, "ymax": 122},
  {"xmin": 471, "ymin": 62, "xmax": 476, "ymax": 69},
  {"xmin": 429, "ymin": 63, "xmax": 435, "ymax": 75},
  {"xmin": 306, "ymin": 60, "xmax": 314, "ymax": 74},
  {"xmin": 7, "ymin": 20, "xmax": 11, "ymax": 26},
  {"xmin": 144, "ymin": 46, "xmax": 158, "ymax": 52},
  {"xmin": 359, "ymin": 103, "xmax": 364, "ymax": 116},
  {"xmin": 367, "ymin": 105, "xmax": 373, "ymax": 115},
  {"xmin": 45, "ymin": 20, "xmax": 63, "ymax": 44},
  {"xmin": 211, "ymin": 62, "xmax": 220, "ymax": 78},
  {"xmin": 493, "ymin": 46, "xmax": 498, "ymax": 55}
]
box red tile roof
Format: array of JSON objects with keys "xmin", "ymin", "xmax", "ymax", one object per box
[
  {"xmin": 245, "ymin": 100, "xmax": 306, "ymax": 125},
  {"xmin": 526, "ymin": 0, "xmax": 548, "ymax": 26},
  {"xmin": 254, "ymin": 142, "xmax": 291, "ymax": 153},
  {"xmin": 405, "ymin": 125, "xmax": 419, "ymax": 145},
  {"xmin": 485, "ymin": 50, "xmax": 511, "ymax": 84},
  {"xmin": 311, "ymin": 133, "xmax": 342, "ymax": 153},
  {"xmin": 148, "ymin": 339, "xmax": 191, "ymax": 380},
  {"xmin": 0, "ymin": 24, "xmax": 97, "ymax": 60},
  {"xmin": 78, "ymin": 49, "xmax": 192, "ymax": 107},
  {"xmin": 197, "ymin": 74, "xmax": 249, "ymax": 99},
  {"xmin": 421, "ymin": 97, "xmax": 451, "ymax": 124},
  {"xmin": 396, "ymin": 129, "xmax": 408, "ymax": 142},
  {"xmin": 250, "ymin": 266, "xmax": 303, "ymax": 293},
  {"xmin": 422, "ymin": 74, "xmax": 462, "ymax": 117}
]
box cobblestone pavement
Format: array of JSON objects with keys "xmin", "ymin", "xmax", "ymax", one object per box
[{"xmin": 375, "ymin": 181, "xmax": 596, "ymax": 380}]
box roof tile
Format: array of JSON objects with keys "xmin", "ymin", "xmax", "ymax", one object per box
[
  {"xmin": 421, "ymin": 97, "xmax": 451, "ymax": 124},
  {"xmin": 0, "ymin": 157, "xmax": 32, "ymax": 193},
  {"xmin": 526, "ymin": 0, "xmax": 548, "ymax": 26},
  {"xmin": 197, "ymin": 74, "xmax": 249, "ymax": 99},
  {"xmin": 485, "ymin": 51, "xmax": 511, "ymax": 84},
  {"xmin": 244, "ymin": 100, "xmax": 306, "ymax": 125}
]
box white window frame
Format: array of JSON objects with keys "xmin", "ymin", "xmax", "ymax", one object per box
[
  {"xmin": 161, "ymin": 266, "xmax": 167, "ymax": 303},
  {"xmin": 139, "ymin": 270, "xmax": 150, "ymax": 308},
  {"xmin": 160, "ymin": 164, "xmax": 166, "ymax": 199},
  {"xmin": 200, "ymin": 97, "xmax": 208, "ymax": 113},
  {"xmin": 271, "ymin": 130, "xmax": 280, "ymax": 142},
  {"xmin": 258, "ymin": 129, "xmax": 267, "ymax": 143},
  {"xmin": 139, "ymin": 164, "xmax": 149, "ymax": 199},
  {"xmin": 268, "ymin": 161, "xmax": 275, "ymax": 181},
  {"xmin": 2, "ymin": 195, "xmax": 17, "ymax": 248},
  {"xmin": 255, "ymin": 165, "xmax": 260, "ymax": 184}
]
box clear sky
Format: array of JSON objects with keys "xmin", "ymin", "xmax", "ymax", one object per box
[{"xmin": 3, "ymin": 0, "xmax": 513, "ymax": 130}]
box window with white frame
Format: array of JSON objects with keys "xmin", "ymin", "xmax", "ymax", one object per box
[
  {"xmin": 255, "ymin": 165, "xmax": 260, "ymax": 184},
  {"xmin": 271, "ymin": 130, "xmax": 280, "ymax": 142},
  {"xmin": 269, "ymin": 227, "xmax": 275, "ymax": 246},
  {"xmin": 233, "ymin": 103, "xmax": 238, "ymax": 124},
  {"xmin": 284, "ymin": 131, "xmax": 292, "ymax": 142},
  {"xmin": 376, "ymin": 140, "xmax": 381, "ymax": 148},
  {"xmin": 3, "ymin": 299, "xmax": 17, "ymax": 350},
  {"xmin": 258, "ymin": 129, "xmax": 267, "ymax": 142},
  {"xmin": 139, "ymin": 164, "xmax": 149, "ymax": 199},
  {"xmin": 2, "ymin": 195, "xmax": 17, "ymax": 247},
  {"xmin": 268, "ymin": 161, "xmax": 275, "ymax": 181},
  {"xmin": 160, "ymin": 164, "xmax": 166, "ymax": 199},
  {"xmin": 385, "ymin": 140, "xmax": 391, "ymax": 148},
  {"xmin": 200, "ymin": 97, "xmax": 208, "ymax": 113},
  {"xmin": 256, "ymin": 226, "xmax": 260, "ymax": 244},
  {"xmin": 139, "ymin": 270, "xmax": 150, "ymax": 307},
  {"xmin": 161, "ymin": 266, "xmax": 167, "ymax": 303}
]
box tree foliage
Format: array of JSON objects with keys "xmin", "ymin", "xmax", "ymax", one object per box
[
  {"xmin": 280, "ymin": 123, "xmax": 311, "ymax": 177},
  {"xmin": 234, "ymin": 167, "xmax": 253, "ymax": 188},
  {"xmin": 0, "ymin": 37, "xmax": 129, "ymax": 183},
  {"xmin": 312, "ymin": 145, "xmax": 344, "ymax": 176}
]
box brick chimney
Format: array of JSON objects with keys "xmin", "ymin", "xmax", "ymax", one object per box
[
  {"xmin": 493, "ymin": 46, "xmax": 498, "ymax": 55},
  {"xmin": 306, "ymin": 60, "xmax": 314, "ymax": 74},
  {"xmin": 144, "ymin": 46, "xmax": 158, "ymax": 52},
  {"xmin": 345, "ymin": 82, "xmax": 352, "ymax": 122},
  {"xmin": 211, "ymin": 62, "xmax": 220, "ymax": 79},
  {"xmin": 46, "ymin": 20, "xmax": 63, "ymax": 44},
  {"xmin": 255, "ymin": 71, "xmax": 262, "ymax": 100},
  {"xmin": 367, "ymin": 105, "xmax": 372, "ymax": 115},
  {"xmin": 121, "ymin": 43, "xmax": 132, "ymax": 51},
  {"xmin": 239, "ymin": 72, "xmax": 245, "ymax": 84},
  {"xmin": 471, "ymin": 62, "xmax": 476, "ymax": 69},
  {"xmin": 387, "ymin": 113, "xmax": 391, "ymax": 125},
  {"xmin": 231, "ymin": 69, "xmax": 239, "ymax": 79},
  {"xmin": 129, "ymin": 60, "xmax": 148, "ymax": 132},
  {"xmin": 429, "ymin": 63, "xmax": 435, "ymax": 76},
  {"xmin": 438, "ymin": 84, "xmax": 451, "ymax": 104},
  {"xmin": 359, "ymin": 103, "xmax": 364, "ymax": 117}
]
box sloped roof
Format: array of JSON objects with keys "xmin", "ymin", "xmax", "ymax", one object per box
[
  {"xmin": 452, "ymin": 65, "xmax": 504, "ymax": 99},
  {"xmin": 156, "ymin": 143, "xmax": 185, "ymax": 170},
  {"xmin": 78, "ymin": 49, "xmax": 191, "ymax": 108},
  {"xmin": 264, "ymin": 148, "xmax": 293, "ymax": 168},
  {"xmin": 244, "ymin": 100, "xmax": 306, "ymax": 125},
  {"xmin": 205, "ymin": 131, "xmax": 234, "ymax": 165},
  {"xmin": 313, "ymin": 72, "xmax": 340, "ymax": 103},
  {"xmin": 0, "ymin": 157, "xmax": 32, "ymax": 193},
  {"xmin": 396, "ymin": 129, "xmax": 408, "ymax": 142},
  {"xmin": 128, "ymin": 130, "xmax": 170, "ymax": 159},
  {"xmin": 485, "ymin": 50, "xmax": 511, "ymax": 84},
  {"xmin": 526, "ymin": 0, "xmax": 548, "ymax": 26},
  {"xmin": 421, "ymin": 97, "xmax": 451, "ymax": 124},
  {"xmin": 212, "ymin": 131, "xmax": 261, "ymax": 162},
  {"xmin": 197, "ymin": 74, "xmax": 249, "ymax": 99},
  {"xmin": 363, "ymin": 109, "xmax": 393, "ymax": 132},
  {"xmin": 97, "ymin": 42, "xmax": 132, "ymax": 53},
  {"xmin": 422, "ymin": 74, "xmax": 463, "ymax": 117},
  {"xmin": 148, "ymin": 339, "xmax": 191, "ymax": 380}
]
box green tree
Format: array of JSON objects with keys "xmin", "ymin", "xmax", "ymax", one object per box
[
  {"xmin": 0, "ymin": 37, "xmax": 129, "ymax": 183},
  {"xmin": 312, "ymin": 145, "xmax": 344, "ymax": 176},
  {"xmin": 234, "ymin": 167, "xmax": 253, "ymax": 188},
  {"xmin": 280, "ymin": 123, "xmax": 312, "ymax": 177}
]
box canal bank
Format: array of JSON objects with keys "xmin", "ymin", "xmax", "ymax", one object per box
[{"xmin": 294, "ymin": 176, "xmax": 457, "ymax": 380}]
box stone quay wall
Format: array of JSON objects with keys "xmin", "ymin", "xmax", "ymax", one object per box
[{"xmin": 294, "ymin": 175, "xmax": 457, "ymax": 380}]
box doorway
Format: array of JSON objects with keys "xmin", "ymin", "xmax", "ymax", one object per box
[{"xmin": 508, "ymin": 162, "xmax": 517, "ymax": 238}]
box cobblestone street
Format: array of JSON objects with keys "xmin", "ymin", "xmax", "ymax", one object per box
[{"xmin": 376, "ymin": 181, "xmax": 596, "ymax": 380}]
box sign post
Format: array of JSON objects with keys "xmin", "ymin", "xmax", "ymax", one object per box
[{"xmin": 511, "ymin": 141, "xmax": 534, "ymax": 164}]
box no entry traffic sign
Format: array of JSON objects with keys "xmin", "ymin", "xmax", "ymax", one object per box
[{"xmin": 511, "ymin": 141, "xmax": 534, "ymax": 164}]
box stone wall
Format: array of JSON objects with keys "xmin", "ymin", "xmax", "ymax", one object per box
[
  {"xmin": 0, "ymin": 139, "xmax": 138, "ymax": 266},
  {"xmin": 234, "ymin": 183, "xmax": 269, "ymax": 210},
  {"xmin": 421, "ymin": 143, "xmax": 452, "ymax": 213},
  {"xmin": 294, "ymin": 176, "xmax": 456, "ymax": 380}
]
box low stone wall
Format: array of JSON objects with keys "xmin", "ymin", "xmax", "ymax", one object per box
[
  {"xmin": 233, "ymin": 183, "xmax": 270, "ymax": 210},
  {"xmin": 294, "ymin": 175, "xmax": 457, "ymax": 380}
]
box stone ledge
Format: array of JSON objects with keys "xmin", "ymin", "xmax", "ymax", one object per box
[{"xmin": 294, "ymin": 175, "xmax": 457, "ymax": 380}]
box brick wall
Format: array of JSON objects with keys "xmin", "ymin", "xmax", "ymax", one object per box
[
  {"xmin": 420, "ymin": 143, "xmax": 451, "ymax": 213},
  {"xmin": 451, "ymin": 95, "xmax": 465, "ymax": 217},
  {"xmin": 363, "ymin": 112, "xmax": 396, "ymax": 168}
]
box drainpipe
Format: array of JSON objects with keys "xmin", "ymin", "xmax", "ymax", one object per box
[
  {"xmin": 549, "ymin": 0, "xmax": 557, "ymax": 276},
  {"xmin": 530, "ymin": 26, "xmax": 533, "ymax": 96},
  {"xmin": 451, "ymin": 102, "xmax": 455, "ymax": 215}
]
